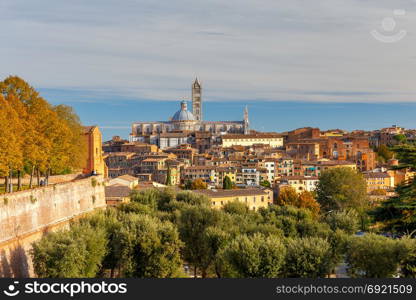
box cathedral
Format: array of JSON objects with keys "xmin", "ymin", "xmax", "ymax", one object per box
[{"xmin": 130, "ymin": 78, "xmax": 250, "ymax": 148}]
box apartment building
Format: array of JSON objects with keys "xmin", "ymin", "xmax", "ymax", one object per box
[{"xmin": 193, "ymin": 188, "xmax": 273, "ymax": 211}]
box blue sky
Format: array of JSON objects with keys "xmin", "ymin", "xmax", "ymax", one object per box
[
  {"xmin": 2, "ymin": 0, "xmax": 416, "ymax": 139},
  {"xmin": 38, "ymin": 87, "xmax": 416, "ymax": 140}
]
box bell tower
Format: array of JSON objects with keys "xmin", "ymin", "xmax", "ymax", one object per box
[
  {"xmin": 244, "ymin": 106, "xmax": 250, "ymax": 134},
  {"xmin": 192, "ymin": 77, "xmax": 202, "ymax": 121}
]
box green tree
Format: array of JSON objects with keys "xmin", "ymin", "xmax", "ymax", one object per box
[
  {"xmin": 316, "ymin": 167, "xmax": 368, "ymax": 212},
  {"xmin": 115, "ymin": 213, "xmax": 183, "ymax": 278},
  {"xmin": 31, "ymin": 224, "xmax": 107, "ymax": 278},
  {"xmin": 81, "ymin": 209, "xmax": 123, "ymax": 277},
  {"xmin": 399, "ymin": 236, "xmax": 416, "ymax": 278},
  {"xmin": 346, "ymin": 233, "xmax": 403, "ymax": 278},
  {"xmin": 223, "ymin": 176, "xmax": 233, "ymax": 189},
  {"xmin": 177, "ymin": 205, "xmax": 225, "ymax": 277},
  {"xmin": 223, "ymin": 201, "xmax": 250, "ymax": 215},
  {"xmin": 324, "ymin": 210, "xmax": 360, "ymax": 234},
  {"xmin": 165, "ymin": 166, "xmax": 172, "ymax": 186},
  {"xmin": 372, "ymin": 179, "xmax": 416, "ymax": 233},
  {"xmin": 283, "ymin": 237, "xmax": 332, "ymax": 277},
  {"xmin": 260, "ymin": 180, "xmax": 271, "ymax": 188},
  {"xmin": 201, "ymin": 226, "xmax": 231, "ymax": 278},
  {"xmin": 221, "ymin": 233, "xmax": 286, "ymax": 278},
  {"xmin": 377, "ymin": 144, "xmax": 393, "ymax": 163},
  {"xmin": 184, "ymin": 180, "xmax": 192, "ymax": 190},
  {"xmin": 176, "ymin": 191, "xmax": 210, "ymax": 207},
  {"xmin": 130, "ymin": 189, "xmax": 161, "ymax": 211},
  {"xmin": 393, "ymin": 134, "xmax": 407, "ymax": 144},
  {"xmin": 390, "ymin": 144, "xmax": 416, "ymax": 169}
]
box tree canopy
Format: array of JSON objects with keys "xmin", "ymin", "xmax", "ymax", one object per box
[
  {"xmin": 31, "ymin": 184, "xmax": 416, "ymax": 279},
  {"xmin": 223, "ymin": 176, "xmax": 233, "ymax": 189},
  {"xmin": 316, "ymin": 168, "xmax": 368, "ymax": 212},
  {"xmin": 0, "ymin": 76, "xmax": 86, "ymax": 192}
]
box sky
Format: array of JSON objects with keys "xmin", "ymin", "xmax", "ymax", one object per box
[{"xmin": 2, "ymin": 0, "xmax": 416, "ymax": 140}]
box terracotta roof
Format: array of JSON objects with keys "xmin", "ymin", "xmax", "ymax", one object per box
[
  {"xmin": 287, "ymin": 142, "xmax": 318, "ymax": 145},
  {"xmin": 279, "ymin": 176, "xmax": 319, "ymax": 181},
  {"xmin": 83, "ymin": 125, "xmax": 97, "ymax": 133},
  {"xmin": 222, "ymin": 133, "xmax": 283, "ymax": 139},
  {"xmin": 115, "ymin": 175, "xmax": 138, "ymax": 182},
  {"xmin": 363, "ymin": 172, "xmax": 391, "ymax": 178},
  {"xmin": 106, "ymin": 152, "xmax": 136, "ymax": 157},
  {"xmin": 193, "ymin": 188, "xmax": 269, "ymax": 198},
  {"xmin": 184, "ymin": 166, "xmax": 215, "ymax": 170},
  {"xmin": 215, "ymin": 167, "xmax": 237, "ymax": 172},
  {"xmin": 303, "ymin": 160, "xmax": 356, "ymax": 166},
  {"xmin": 142, "ymin": 158, "xmax": 166, "ymax": 162},
  {"xmin": 105, "ymin": 185, "xmax": 131, "ymax": 198}
]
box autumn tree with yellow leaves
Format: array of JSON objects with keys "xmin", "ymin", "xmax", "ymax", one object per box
[
  {"xmin": 276, "ymin": 187, "xmax": 320, "ymax": 217},
  {"xmin": 0, "ymin": 76, "xmax": 87, "ymax": 192}
]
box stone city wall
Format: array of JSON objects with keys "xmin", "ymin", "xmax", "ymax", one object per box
[{"xmin": 0, "ymin": 176, "xmax": 106, "ymax": 277}]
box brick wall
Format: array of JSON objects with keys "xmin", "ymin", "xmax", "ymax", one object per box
[{"xmin": 0, "ymin": 176, "xmax": 106, "ymax": 277}]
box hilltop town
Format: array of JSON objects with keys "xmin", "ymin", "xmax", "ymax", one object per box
[
  {"xmin": 102, "ymin": 79, "xmax": 415, "ymax": 209},
  {"xmin": 1, "ymin": 76, "xmax": 416, "ymax": 279}
]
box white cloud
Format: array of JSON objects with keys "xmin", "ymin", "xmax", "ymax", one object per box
[{"xmin": 1, "ymin": 0, "xmax": 416, "ymax": 102}]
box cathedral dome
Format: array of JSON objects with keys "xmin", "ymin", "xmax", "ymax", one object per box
[{"xmin": 172, "ymin": 100, "xmax": 196, "ymax": 121}]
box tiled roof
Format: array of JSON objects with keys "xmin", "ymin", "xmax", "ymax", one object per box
[
  {"xmin": 279, "ymin": 176, "xmax": 319, "ymax": 181},
  {"xmin": 193, "ymin": 188, "xmax": 269, "ymax": 198},
  {"xmin": 83, "ymin": 125, "xmax": 97, "ymax": 133},
  {"xmin": 222, "ymin": 133, "xmax": 283, "ymax": 139},
  {"xmin": 363, "ymin": 172, "xmax": 391, "ymax": 178},
  {"xmin": 142, "ymin": 158, "xmax": 166, "ymax": 162},
  {"xmin": 184, "ymin": 166, "xmax": 216, "ymax": 170},
  {"xmin": 302, "ymin": 160, "xmax": 356, "ymax": 166},
  {"xmin": 106, "ymin": 152, "xmax": 136, "ymax": 157},
  {"xmin": 115, "ymin": 175, "xmax": 138, "ymax": 182},
  {"xmin": 105, "ymin": 185, "xmax": 131, "ymax": 198}
]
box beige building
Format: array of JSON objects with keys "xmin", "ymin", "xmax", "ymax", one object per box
[
  {"xmin": 300, "ymin": 160, "xmax": 357, "ymax": 177},
  {"xmin": 104, "ymin": 152, "xmax": 139, "ymax": 178},
  {"xmin": 193, "ymin": 188, "xmax": 273, "ymax": 211},
  {"xmin": 222, "ymin": 133, "xmax": 284, "ymax": 148},
  {"xmin": 277, "ymin": 176, "xmax": 319, "ymax": 193},
  {"xmin": 363, "ymin": 172, "xmax": 395, "ymax": 193},
  {"xmin": 83, "ymin": 126, "xmax": 107, "ymax": 177},
  {"xmin": 108, "ymin": 174, "xmax": 139, "ymax": 189},
  {"xmin": 105, "ymin": 184, "xmax": 131, "ymax": 207},
  {"xmin": 182, "ymin": 166, "xmax": 217, "ymax": 184}
]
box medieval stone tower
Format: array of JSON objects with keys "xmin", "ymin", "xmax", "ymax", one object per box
[{"xmin": 192, "ymin": 78, "xmax": 202, "ymax": 121}]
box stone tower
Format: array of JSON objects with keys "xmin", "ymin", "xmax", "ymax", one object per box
[
  {"xmin": 244, "ymin": 106, "xmax": 250, "ymax": 134},
  {"xmin": 192, "ymin": 78, "xmax": 202, "ymax": 121}
]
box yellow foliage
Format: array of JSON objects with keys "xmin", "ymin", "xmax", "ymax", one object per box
[{"xmin": 0, "ymin": 76, "xmax": 87, "ymax": 180}]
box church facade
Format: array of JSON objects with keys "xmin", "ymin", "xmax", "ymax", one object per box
[{"xmin": 130, "ymin": 78, "xmax": 250, "ymax": 149}]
